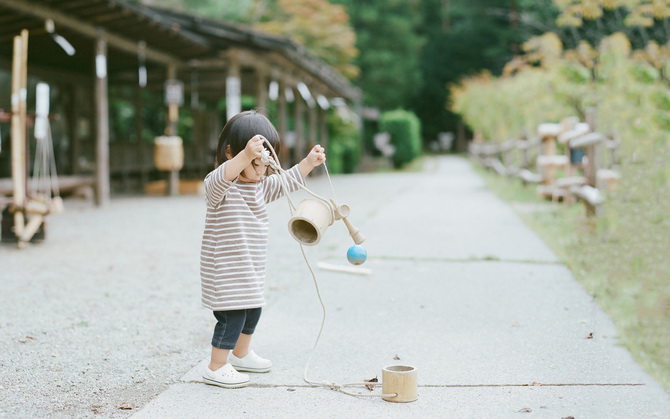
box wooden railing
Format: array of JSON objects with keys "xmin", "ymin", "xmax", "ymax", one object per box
[{"xmin": 469, "ymin": 115, "xmax": 621, "ymax": 217}]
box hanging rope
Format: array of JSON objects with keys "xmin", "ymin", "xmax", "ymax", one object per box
[
  {"xmin": 30, "ymin": 118, "xmax": 62, "ymax": 214},
  {"xmin": 259, "ymin": 136, "xmax": 396, "ymax": 399},
  {"xmin": 29, "ymin": 82, "xmax": 62, "ymax": 215}
]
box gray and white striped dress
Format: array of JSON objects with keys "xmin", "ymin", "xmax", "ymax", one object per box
[{"xmin": 200, "ymin": 161, "xmax": 304, "ymax": 311}]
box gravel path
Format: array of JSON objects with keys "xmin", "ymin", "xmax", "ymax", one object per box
[{"xmin": 1, "ymin": 196, "xmax": 213, "ymax": 418}]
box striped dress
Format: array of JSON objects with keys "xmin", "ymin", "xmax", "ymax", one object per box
[{"xmin": 200, "ymin": 161, "xmax": 304, "ymax": 311}]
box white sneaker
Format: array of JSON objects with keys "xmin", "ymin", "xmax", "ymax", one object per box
[
  {"xmin": 229, "ymin": 349, "xmax": 272, "ymax": 373},
  {"xmin": 202, "ymin": 363, "xmax": 249, "ymax": 388}
]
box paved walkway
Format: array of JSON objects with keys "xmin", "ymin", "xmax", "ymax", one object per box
[
  {"xmin": 2, "ymin": 156, "xmax": 668, "ymax": 418},
  {"xmin": 134, "ymin": 156, "xmax": 669, "ymax": 418}
]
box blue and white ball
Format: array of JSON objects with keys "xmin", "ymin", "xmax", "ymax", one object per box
[{"xmin": 346, "ymin": 245, "xmax": 367, "ymax": 265}]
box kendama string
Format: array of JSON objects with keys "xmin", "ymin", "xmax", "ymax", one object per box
[{"xmin": 259, "ymin": 137, "xmax": 395, "ymax": 399}]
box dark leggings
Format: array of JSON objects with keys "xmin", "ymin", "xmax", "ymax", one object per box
[{"xmin": 211, "ymin": 308, "xmax": 262, "ymax": 350}]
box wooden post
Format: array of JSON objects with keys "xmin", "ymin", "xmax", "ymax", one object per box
[
  {"xmin": 277, "ymin": 77, "xmax": 288, "ymax": 165},
  {"xmin": 165, "ymin": 64, "xmax": 179, "ymax": 196},
  {"xmin": 308, "ymin": 103, "xmax": 317, "ymax": 149},
  {"xmin": 294, "ymin": 92, "xmax": 304, "ymax": 160},
  {"xmin": 319, "ymin": 106, "xmax": 329, "ymax": 152},
  {"xmin": 584, "ymin": 107, "xmax": 598, "ymax": 187},
  {"xmin": 226, "ymin": 51, "xmax": 241, "ymax": 121},
  {"xmin": 255, "ymin": 67, "xmax": 268, "ymax": 115},
  {"xmin": 10, "ymin": 31, "xmax": 28, "ymax": 238},
  {"xmin": 94, "ymin": 29, "xmax": 110, "ymax": 206},
  {"xmin": 165, "ymin": 64, "xmax": 178, "ymax": 136},
  {"xmin": 541, "ymin": 134, "xmax": 557, "ymax": 185},
  {"xmin": 135, "ymin": 82, "xmax": 147, "ymax": 186},
  {"xmin": 19, "ymin": 29, "xmax": 28, "ymax": 169}
]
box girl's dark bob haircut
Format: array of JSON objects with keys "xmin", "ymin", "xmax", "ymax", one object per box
[{"xmin": 215, "ymin": 110, "xmax": 281, "ymax": 167}]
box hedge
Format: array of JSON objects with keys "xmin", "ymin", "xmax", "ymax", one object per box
[{"xmin": 379, "ymin": 109, "xmax": 422, "ymax": 168}]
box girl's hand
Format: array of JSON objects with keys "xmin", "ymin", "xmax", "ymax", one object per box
[
  {"xmin": 244, "ymin": 135, "xmax": 266, "ymax": 160},
  {"xmin": 298, "ymin": 144, "xmax": 326, "ymax": 178},
  {"xmin": 307, "ymin": 144, "xmax": 326, "ymax": 167}
]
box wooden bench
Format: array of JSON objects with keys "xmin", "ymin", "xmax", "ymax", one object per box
[{"xmin": 0, "ymin": 175, "xmax": 95, "ymax": 202}]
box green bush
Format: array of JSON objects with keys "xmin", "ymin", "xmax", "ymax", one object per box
[
  {"xmin": 326, "ymin": 110, "xmax": 361, "ymax": 174},
  {"xmin": 379, "ymin": 109, "xmax": 422, "ymax": 168}
]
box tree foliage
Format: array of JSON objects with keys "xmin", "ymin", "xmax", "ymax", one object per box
[
  {"xmin": 552, "ymin": 0, "xmax": 670, "ymax": 48},
  {"xmin": 133, "ymin": 0, "xmax": 259, "ymax": 23},
  {"xmin": 331, "ymin": 0, "xmax": 425, "ymax": 110},
  {"xmin": 411, "ymin": 0, "xmax": 555, "ymax": 141},
  {"xmin": 254, "ymin": 0, "xmax": 359, "ymax": 80}
]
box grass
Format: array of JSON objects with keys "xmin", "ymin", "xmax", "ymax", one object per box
[{"xmin": 472, "ymin": 162, "xmax": 670, "ymax": 392}]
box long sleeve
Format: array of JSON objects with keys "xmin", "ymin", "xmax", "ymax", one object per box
[
  {"xmin": 204, "ymin": 162, "xmax": 235, "ymax": 209},
  {"xmin": 262, "ymin": 165, "xmax": 305, "ymax": 204}
]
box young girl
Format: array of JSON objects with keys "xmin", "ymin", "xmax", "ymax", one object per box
[{"xmin": 200, "ymin": 110, "xmax": 326, "ymax": 388}]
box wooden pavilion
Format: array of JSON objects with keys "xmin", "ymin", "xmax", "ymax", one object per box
[{"xmin": 0, "ymin": 0, "xmax": 361, "ymax": 208}]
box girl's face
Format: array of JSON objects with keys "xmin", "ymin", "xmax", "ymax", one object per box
[{"xmin": 238, "ymin": 157, "xmax": 270, "ymax": 183}]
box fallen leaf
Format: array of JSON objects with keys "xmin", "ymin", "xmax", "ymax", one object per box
[
  {"xmin": 363, "ymin": 377, "xmax": 378, "ymax": 391},
  {"xmin": 118, "ymin": 403, "xmax": 136, "ymax": 410},
  {"xmin": 586, "ymin": 332, "xmax": 594, "ymax": 339},
  {"xmin": 518, "ymin": 407, "xmax": 532, "ymax": 413},
  {"xmin": 393, "ymin": 354, "xmax": 400, "ymax": 360}
]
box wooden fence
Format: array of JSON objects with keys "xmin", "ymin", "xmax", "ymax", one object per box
[{"xmin": 469, "ymin": 113, "xmax": 621, "ymax": 217}]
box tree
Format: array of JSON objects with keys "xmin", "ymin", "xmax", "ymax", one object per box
[
  {"xmin": 132, "ymin": 0, "xmax": 259, "ymax": 22},
  {"xmin": 552, "ymin": 0, "xmax": 670, "ymax": 48},
  {"xmin": 255, "ymin": 0, "xmax": 359, "ymax": 80},
  {"xmin": 332, "ymin": 0, "xmax": 425, "ymax": 110},
  {"xmin": 410, "ymin": 0, "xmax": 557, "ymax": 142}
]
